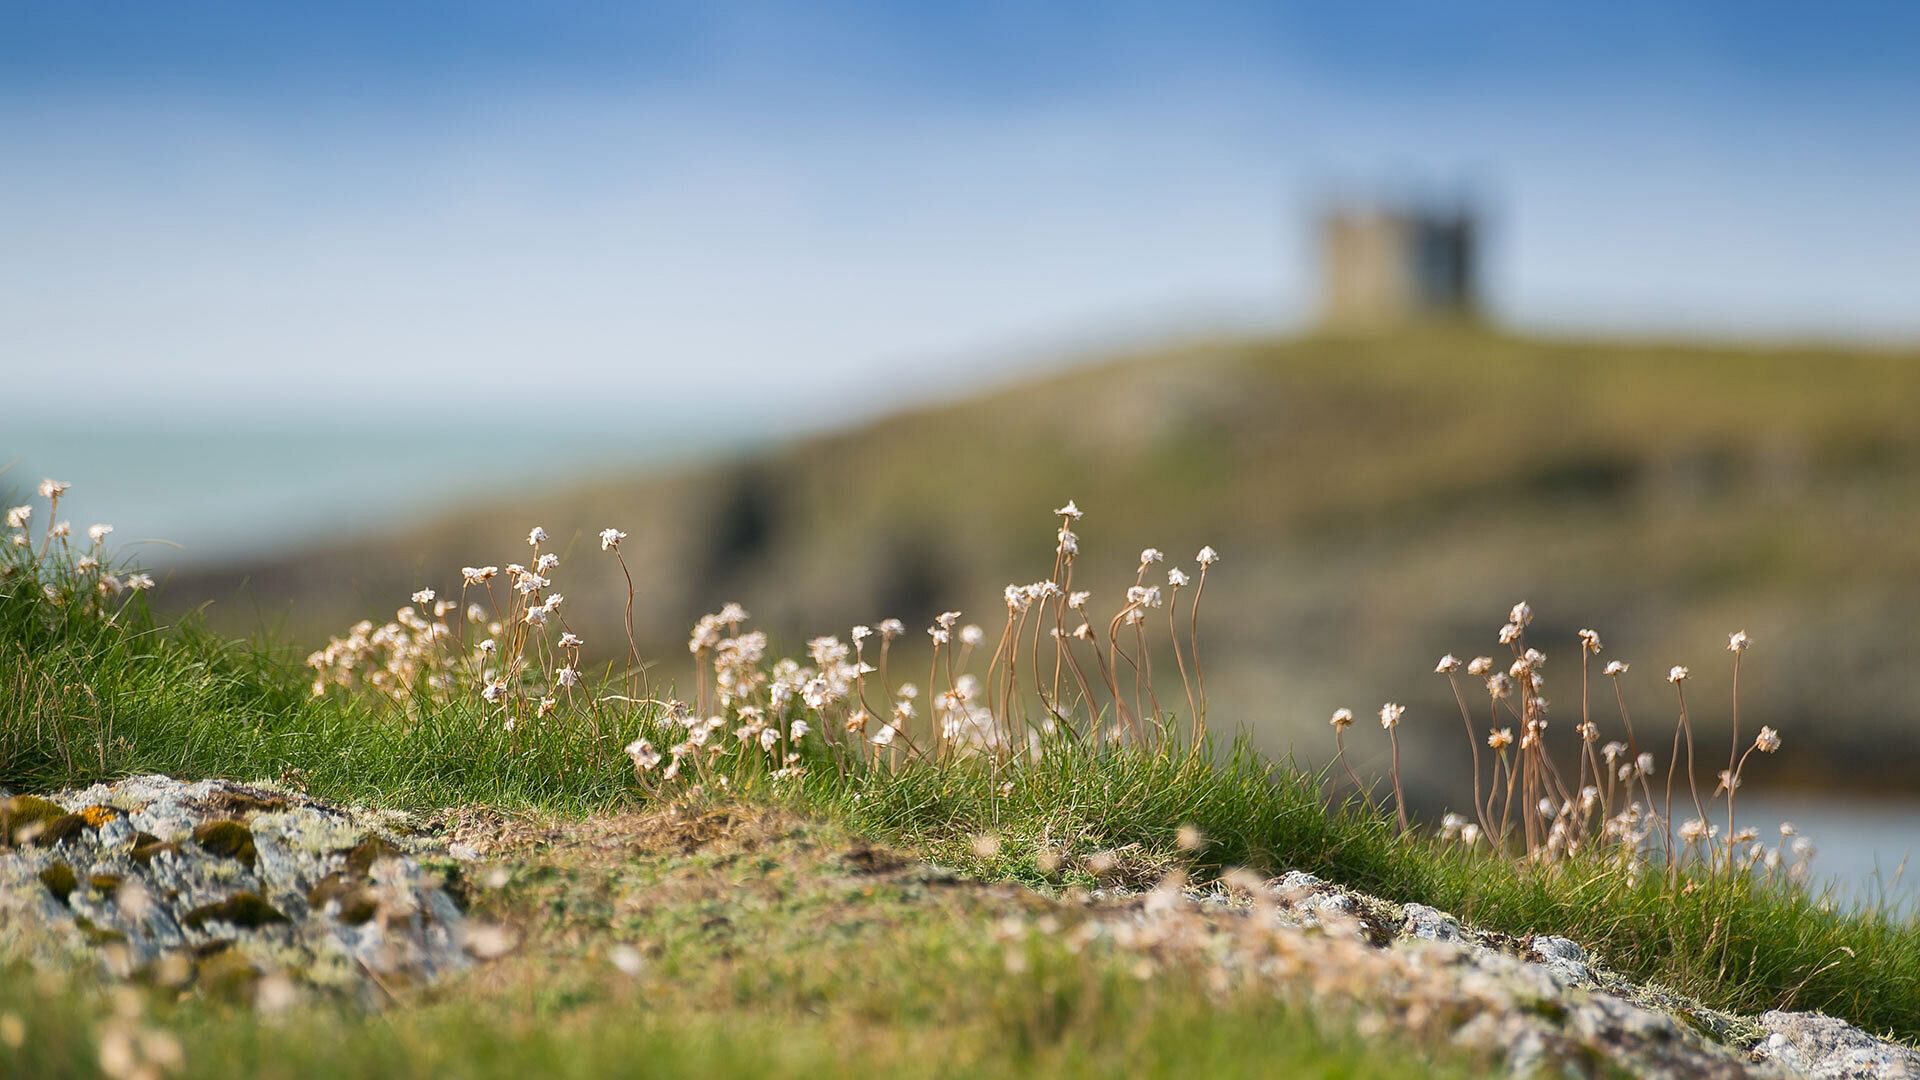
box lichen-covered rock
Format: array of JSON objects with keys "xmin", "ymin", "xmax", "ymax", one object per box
[
  {"xmin": 0, "ymin": 775, "xmax": 471, "ymax": 1002},
  {"xmin": 1754, "ymin": 1010, "xmax": 1920, "ymax": 1078},
  {"xmin": 1129, "ymin": 868, "xmax": 1917, "ymax": 1077}
]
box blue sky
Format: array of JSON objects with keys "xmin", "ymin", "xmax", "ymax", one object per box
[{"xmin": 4, "ymin": 2, "xmax": 1919, "ymax": 418}]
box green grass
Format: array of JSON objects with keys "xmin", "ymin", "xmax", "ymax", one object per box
[{"xmin": 5, "ymin": 555, "xmax": 1920, "ymax": 1051}]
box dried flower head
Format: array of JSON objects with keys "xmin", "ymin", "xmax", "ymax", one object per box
[
  {"xmin": 1755, "ymin": 725, "xmax": 1781, "ymax": 753},
  {"xmin": 38, "ymin": 478, "xmax": 70, "ymax": 500},
  {"xmin": 599, "ymin": 527, "xmax": 626, "ymax": 551},
  {"xmin": 1487, "ymin": 727, "xmax": 1513, "ymax": 751},
  {"xmin": 1667, "ymin": 665, "xmax": 1690, "ymax": 684},
  {"xmin": 1378, "ymin": 702, "xmax": 1405, "ymax": 730},
  {"xmin": 1054, "ymin": 499, "xmax": 1083, "ymax": 520},
  {"xmin": 1435, "ymin": 654, "xmax": 1462, "ymax": 674},
  {"xmin": 87, "ymin": 523, "xmax": 113, "ymax": 545},
  {"xmin": 527, "ymin": 526, "xmax": 548, "ymax": 547},
  {"xmin": 1329, "ymin": 707, "xmax": 1353, "ymax": 730},
  {"xmin": 1195, "ymin": 545, "xmax": 1219, "ymax": 568},
  {"xmin": 1727, "ymin": 630, "xmax": 1751, "ymax": 653},
  {"xmin": 1603, "ymin": 660, "xmax": 1629, "ymax": 677}
]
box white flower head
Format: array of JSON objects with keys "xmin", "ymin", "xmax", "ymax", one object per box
[
  {"xmin": 599, "ymin": 527, "xmax": 627, "ymax": 551},
  {"xmin": 38, "ymin": 478, "xmax": 70, "ymax": 500},
  {"xmin": 959, "ymin": 624, "xmax": 984, "ymax": 647},
  {"xmin": 412, "ymin": 588, "xmax": 435, "ymax": 606},
  {"xmin": 535, "ymin": 552, "xmax": 560, "ymax": 573},
  {"xmin": 4, "ymin": 505, "xmax": 29, "ymax": 529},
  {"xmin": 1167, "ymin": 567, "xmax": 1190, "ymax": 588},
  {"xmin": 1435, "ymin": 654, "xmax": 1462, "ymax": 674},
  {"xmin": 462, "ymin": 565, "xmax": 499, "ymax": 585},
  {"xmin": 1054, "ymin": 499, "xmax": 1083, "ymax": 520},
  {"xmin": 1603, "ymin": 660, "xmax": 1630, "ymax": 677},
  {"xmin": 1667, "ymin": 665, "xmax": 1690, "ymax": 684},
  {"xmin": 625, "ymin": 738, "xmax": 661, "ymax": 771},
  {"xmin": 1378, "ymin": 703, "xmax": 1405, "ymax": 730},
  {"xmin": 1578, "ymin": 629, "xmax": 1602, "ymax": 653},
  {"xmin": 1509, "ymin": 601, "xmax": 1533, "ymax": 627},
  {"xmin": 871, "ymin": 724, "xmax": 897, "ymax": 747},
  {"xmin": 527, "ymin": 526, "xmax": 548, "ymax": 547},
  {"xmin": 126, "ymin": 573, "xmax": 155, "ymax": 591},
  {"xmin": 1466, "ymin": 656, "xmax": 1493, "ymax": 676},
  {"xmin": 1755, "ymin": 725, "xmax": 1781, "ymax": 753},
  {"xmin": 1139, "ymin": 547, "xmax": 1164, "ymax": 567},
  {"xmin": 1196, "ymin": 545, "xmax": 1219, "ymax": 568},
  {"xmin": 86, "ymin": 523, "xmax": 113, "ymax": 545},
  {"xmin": 1727, "ymin": 630, "xmax": 1751, "ymax": 653},
  {"xmin": 1329, "ymin": 708, "xmax": 1353, "ymax": 730}
]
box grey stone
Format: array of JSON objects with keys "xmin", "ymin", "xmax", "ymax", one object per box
[
  {"xmin": 0, "ymin": 775, "xmax": 471, "ymax": 1002},
  {"xmin": 1755, "ymin": 1010, "xmax": 1920, "ymax": 1079}
]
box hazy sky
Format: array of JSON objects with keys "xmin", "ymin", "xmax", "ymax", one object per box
[{"xmin": 5, "ymin": 2, "xmax": 1918, "ymax": 419}]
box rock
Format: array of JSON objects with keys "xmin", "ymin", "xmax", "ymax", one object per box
[
  {"xmin": 0, "ymin": 775, "xmax": 471, "ymax": 1002},
  {"xmin": 1527, "ymin": 934, "xmax": 1596, "ymax": 988},
  {"xmin": 1401, "ymin": 902, "xmax": 1462, "ymax": 941},
  {"xmin": 1754, "ymin": 1010, "xmax": 1920, "ymax": 1078}
]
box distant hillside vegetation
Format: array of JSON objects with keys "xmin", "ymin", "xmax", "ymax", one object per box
[{"xmin": 169, "ymin": 328, "xmax": 1920, "ymax": 793}]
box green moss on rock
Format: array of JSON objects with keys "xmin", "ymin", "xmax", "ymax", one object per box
[
  {"xmin": 182, "ymin": 892, "xmax": 289, "ymax": 931},
  {"xmin": 192, "ymin": 819, "xmax": 258, "ymax": 867},
  {"xmin": 344, "ymin": 835, "xmax": 400, "ymax": 876},
  {"xmin": 131, "ymin": 837, "xmax": 180, "ymax": 865},
  {"xmin": 308, "ymin": 874, "xmax": 379, "ymax": 925},
  {"xmin": 1, "ymin": 795, "xmax": 66, "ymax": 845},
  {"xmin": 38, "ymin": 861, "xmax": 78, "ymax": 902}
]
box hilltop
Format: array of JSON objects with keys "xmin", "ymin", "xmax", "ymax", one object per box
[{"xmin": 168, "ymin": 327, "xmax": 1920, "ymax": 792}]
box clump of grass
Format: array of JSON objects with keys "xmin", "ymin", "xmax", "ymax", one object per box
[{"xmin": 5, "ymin": 479, "xmax": 1920, "ymax": 1043}]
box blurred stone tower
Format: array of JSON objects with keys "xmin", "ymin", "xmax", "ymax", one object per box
[{"xmin": 1318, "ymin": 203, "xmax": 1480, "ymax": 328}]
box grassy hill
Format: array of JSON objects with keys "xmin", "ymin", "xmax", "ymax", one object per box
[{"xmin": 169, "ymin": 327, "xmax": 1920, "ymax": 792}]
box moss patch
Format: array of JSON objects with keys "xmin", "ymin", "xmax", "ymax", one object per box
[
  {"xmin": 2, "ymin": 795, "xmax": 69, "ymax": 845},
  {"xmin": 38, "ymin": 861, "xmax": 78, "ymax": 902},
  {"xmin": 131, "ymin": 837, "xmax": 180, "ymax": 865},
  {"xmin": 182, "ymin": 892, "xmax": 289, "ymax": 931},
  {"xmin": 191, "ymin": 819, "xmax": 258, "ymax": 867},
  {"xmin": 344, "ymin": 835, "xmax": 400, "ymax": 876},
  {"xmin": 308, "ymin": 874, "xmax": 379, "ymax": 925}
]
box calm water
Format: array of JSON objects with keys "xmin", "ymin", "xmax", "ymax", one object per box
[
  {"xmin": 2, "ymin": 415, "xmax": 738, "ymax": 566},
  {"xmin": 1737, "ymin": 793, "xmax": 1920, "ymax": 912}
]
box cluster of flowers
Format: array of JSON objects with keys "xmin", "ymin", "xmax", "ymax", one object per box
[
  {"xmin": 4, "ymin": 479, "xmax": 154, "ymax": 616},
  {"xmin": 306, "ymin": 526, "xmax": 587, "ymax": 725},
  {"xmin": 619, "ymin": 501, "xmax": 1222, "ymax": 784},
  {"xmin": 299, "ymin": 497, "xmax": 1218, "ymax": 781},
  {"xmin": 1334, "ymin": 602, "xmax": 1804, "ymax": 880}
]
